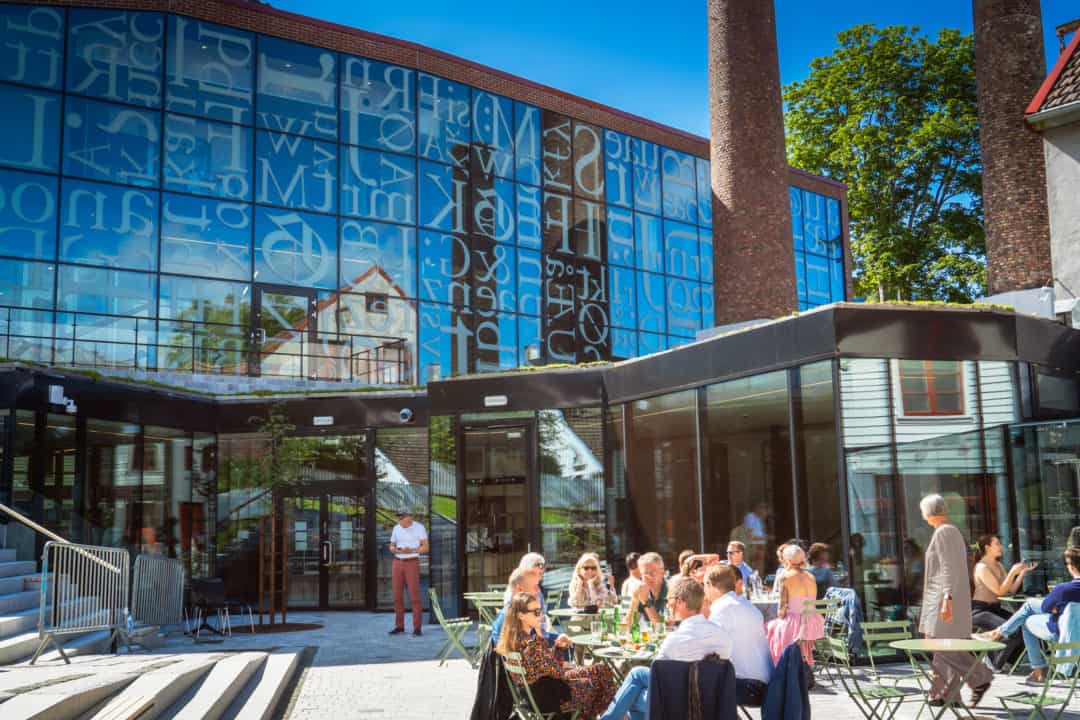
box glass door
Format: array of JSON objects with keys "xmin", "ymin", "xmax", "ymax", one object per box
[
  {"xmin": 462, "ymin": 423, "xmax": 534, "ymax": 594},
  {"xmin": 284, "ymin": 491, "xmax": 366, "ymax": 608},
  {"xmin": 253, "ymin": 284, "xmax": 317, "ymax": 378}
]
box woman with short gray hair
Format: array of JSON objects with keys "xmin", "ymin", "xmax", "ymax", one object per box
[{"xmin": 919, "ymin": 493, "xmax": 947, "ymax": 521}]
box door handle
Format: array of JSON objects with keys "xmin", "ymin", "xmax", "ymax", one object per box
[
  {"xmin": 321, "ymin": 540, "xmax": 332, "ymax": 564},
  {"xmin": 254, "ymin": 328, "xmax": 266, "ymax": 344}
]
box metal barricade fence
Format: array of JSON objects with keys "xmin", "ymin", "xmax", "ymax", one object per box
[
  {"xmin": 32, "ymin": 541, "xmax": 130, "ymax": 664},
  {"xmin": 131, "ymin": 554, "xmax": 185, "ymax": 630}
]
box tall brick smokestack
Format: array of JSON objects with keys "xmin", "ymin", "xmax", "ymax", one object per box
[
  {"xmin": 973, "ymin": 0, "xmax": 1053, "ymax": 293},
  {"xmin": 708, "ymin": 0, "xmax": 797, "ymax": 324}
]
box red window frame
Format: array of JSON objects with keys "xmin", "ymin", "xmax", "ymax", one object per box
[{"xmin": 898, "ymin": 360, "xmax": 964, "ymax": 416}]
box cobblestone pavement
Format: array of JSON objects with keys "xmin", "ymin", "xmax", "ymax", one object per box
[{"xmin": 157, "ymin": 612, "xmax": 1080, "ymax": 719}]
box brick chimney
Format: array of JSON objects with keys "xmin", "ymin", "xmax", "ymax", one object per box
[
  {"xmin": 707, "ymin": 0, "xmax": 797, "ymax": 324},
  {"xmin": 973, "ymin": 0, "xmax": 1053, "ymax": 293}
]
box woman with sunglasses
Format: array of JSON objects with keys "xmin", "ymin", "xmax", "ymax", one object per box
[
  {"xmin": 569, "ymin": 552, "xmax": 617, "ymax": 609},
  {"xmin": 497, "ymin": 592, "xmax": 617, "ymax": 718}
]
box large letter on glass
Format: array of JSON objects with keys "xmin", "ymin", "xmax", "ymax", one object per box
[
  {"xmin": 167, "ymin": 16, "xmax": 253, "ymax": 124},
  {"xmin": 255, "ymin": 206, "xmax": 337, "ymax": 289},
  {"xmin": 60, "ymin": 178, "xmax": 158, "ymax": 270},
  {"xmin": 661, "ymin": 147, "xmax": 697, "ymax": 224},
  {"xmin": 0, "ymin": 83, "xmax": 61, "ymax": 173},
  {"xmin": 67, "ymin": 9, "xmax": 163, "ymax": 107},
  {"xmin": 165, "ymin": 114, "xmax": 251, "ymax": 200},
  {"xmin": 161, "ymin": 193, "xmax": 251, "ymax": 280},
  {"xmin": 0, "ymin": 4, "xmax": 64, "ymax": 89},
  {"xmin": 514, "ymin": 103, "xmax": 541, "ymax": 187},
  {"xmin": 573, "ymin": 122, "xmax": 604, "ymax": 201},
  {"xmin": 471, "ymin": 90, "xmax": 514, "ymax": 180},
  {"xmin": 419, "ymin": 160, "xmax": 468, "ymax": 234},
  {"xmin": 341, "ymin": 55, "xmax": 414, "ymax": 153},
  {"xmin": 257, "ymin": 36, "xmax": 337, "ymax": 140},
  {"xmin": 0, "ymin": 168, "xmax": 57, "ymax": 259},
  {"xmin": 631, "ymin": 137, "xmax": 660, "ymax": 215},
  {"xmin": 341, "ymin": 147, "xmax": 415, "ymax": 224},
  {"xmin": 256, "ymin": 130, "xmax": 336, "ymax": 213},
  {"xmin": 419, "ymin": 230, "xmax": 469, "ymax": 308},
  {"xmin": 604, "ymin": 130, "xmax": 633, "ymax": 209},
  {"xmin": 418, "ymin": 74, "xmax": 469, "ymax": 167},
  {"xmin": 64, "ymin": 97, "xmax": 160, "ymax": 187}
]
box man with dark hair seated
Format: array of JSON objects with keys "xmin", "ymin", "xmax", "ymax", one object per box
[
  {"xmin": 979, "ymin": 546, "xmax": 1080, "ymax": 683},
  {"xmin": 599, "ymin": 577, "xmax": 731, "ymax": 720}
]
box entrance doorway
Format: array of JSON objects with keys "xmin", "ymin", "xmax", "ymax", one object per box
[
  {"xmin": 284, "ymin": 490, "xmax": 366, "ymax": 608},
  {"xmin": 462, "ymin": 423, "xmax": 535, "ymax": 594}
]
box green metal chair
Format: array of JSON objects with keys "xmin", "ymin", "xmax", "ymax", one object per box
[
  {"xmin": 861, "ymin": 620, "xmax": 924, "ymax": 689},
  {"xmin": 545, "ymin": 589, "xmax": 564, "ymax": 626},
  {"xmin": 429, "ymin": 588, "xmax": 478, "ymax": 668},
  {"xmin": 835, "ymin": 656, "xmax": 924, "ymax": 720},
  {"xmin": 503, "ymin": 651, "xmax": 580, "ymax": 720},
  {"xmin": 801, "ymin": 598, "xmax": 840, "ymax": 683},
  {"xmin": 998, "ymin": 640, "xmax": 1080, "ymax": 720},
  {"xmin": 488, "ymin": 583, "xmax": 508, "ymax": 593}
]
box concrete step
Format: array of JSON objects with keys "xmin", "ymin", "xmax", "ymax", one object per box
[
  {"xmin": 224, "ymin": 649, "xmax": 305, "ymax": 720},
  {"xmin": 0, "ymin": 549, "xmax": 16, "ymax": 562},
  {"xmin": 30, "ymin": 627, "xmax": 114, "ymax": 665},
  {"xmin": 0, "ymin": 596, "xmax": 97, "ymax": 643},
  {"xmin": 0, "ymin": 589, "xmax": 41, "ymax": 614},
  {"xmin": 167, "ymin": 652, "xmax": 267, "ymax": 720},
  {"xmin": 0, "ymin": 560, "xmax": 36, "ymax": 578},
  {"xmin": 0, "ymin": 573, "xmax": 37, "ymax": 596},
  {"xmin": 0, "ymin": 671, "xmax": 137, "ymax": 720},
  {"xmin": 86, "ymin": 654, "xmax": 222, "ymax": 720},
  {"xmin": 1, "ymin": 609, "xmax": 112, "ymax": 667}
]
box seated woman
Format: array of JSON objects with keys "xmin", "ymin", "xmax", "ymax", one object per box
[
  {"xmin": 568, "ymin": 552, "xmax": 617, "ymax": 609},
  {"xmin": 766, "ymin": 546, "xmax": 824, "ymax": 678},
  {"xmin": 770, "ymin": 543, "xmax": 790, "ymax": 595},
  {"xmin": 496, "ymin": 592, "xmax": 617, "ymax": 718},
  {"xmin": 971, "ymin": 534, "xmax": 1033, "ymax": 670}
]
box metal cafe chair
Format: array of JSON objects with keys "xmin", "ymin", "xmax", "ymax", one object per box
[
  {"xmin": 429, "ymin": 588, "xmax": 478, "ymax": 667},
  {"xmin": 503, "ymin": 651, "xmax": 579, "ymax": 720},
  {"xmin": 997, "ymin": 640, "xmax": 1080, "ymax": 720}
]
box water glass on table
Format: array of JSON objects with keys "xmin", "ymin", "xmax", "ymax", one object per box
[{"xmin": 591, "ymin": 620, "xmax": 604, "ymax": 641}]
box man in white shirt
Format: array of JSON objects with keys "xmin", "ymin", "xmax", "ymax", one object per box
[
  {"xmin": 705, "ymin": 564, "xmax": 772, "ymax": 706},
  {"xmin": 600, "ymin": 577, "xmax": 730, "ymax": 720},
  {"xmin": 620, "ymin": 552, "xmax": 643, "ymax": 597},
  {"xmin": 388, "ymin": 510, "xmax": 428, "ymax": 636}
]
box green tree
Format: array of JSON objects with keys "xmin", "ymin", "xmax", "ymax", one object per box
[{"xmin": 784, "ymin": 25, "xmax": 986, "ymax": 302}]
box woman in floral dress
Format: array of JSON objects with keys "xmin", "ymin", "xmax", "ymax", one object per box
[{"xmin": 497, "ymin": 592, "xmax": 617, "ymax": 718}]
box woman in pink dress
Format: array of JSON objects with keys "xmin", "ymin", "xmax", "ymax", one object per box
[{"xmin": 766, "ymin": 545, "xmax": 824, "ymax": 670}]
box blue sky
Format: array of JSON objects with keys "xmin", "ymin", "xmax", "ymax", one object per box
[{"xmin": 269, "ymin": 0, "xmax": 1077, "ymax": 137}]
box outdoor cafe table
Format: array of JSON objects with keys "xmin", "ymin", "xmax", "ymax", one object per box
[
  {"xmin": 889, "ymin": 638, "xmax": 1005, "ymax": 719},
  {"xmin": 750, "ymin": 596, "xmax": 779, "ymax": 623},
  {"xmin": 464, "ymin": 592, "xmax": 505, "ymax": 625},
  {"xmin": 549, "ymin": 608, "xmax": 603, "ymax": 620},
  {"xmin": 999, "ymin": 595, "xmax": 1040, "ymax": 612},
  {"xmin": 589, "ymin": 644, "xmax": 658, "ymax": 682}
]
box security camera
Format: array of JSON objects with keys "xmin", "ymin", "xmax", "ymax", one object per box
[{"xmin": 398, "ymin": 408, "xmax": 414, "ymax": 424}]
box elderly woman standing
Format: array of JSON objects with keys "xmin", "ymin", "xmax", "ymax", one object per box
[{"xmin": 919, "ymin": 494, "xmax": 992, "ymax": 708}]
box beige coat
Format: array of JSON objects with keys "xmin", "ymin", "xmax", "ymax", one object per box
[{"xmin": 919, "ymin": 523, "xmax": 973, "ymax": 639}]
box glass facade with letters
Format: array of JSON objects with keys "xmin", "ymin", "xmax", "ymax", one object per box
[{"xmin": 0, "ymin": 3, "xmax": 846, "ymax": 385}]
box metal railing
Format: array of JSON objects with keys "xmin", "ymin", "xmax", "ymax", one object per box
[
  {"xmin": 131, "ymin": 554, "xmax": 185, "ymax": 630},
  {"xmin": 0, "ymin": 305, "xmax": 412, "ymax": 384},
  {"xmin": 32, "ymin": 541, "xmax": 130, "ymax": 664}
]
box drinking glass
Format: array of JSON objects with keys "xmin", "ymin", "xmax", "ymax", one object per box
[
  {"xmin": 640, "ymin": 626, "xmax": 650, "ymax": 643},
  {"xmin": 591, "ymin": 620, "xmax": 604, "ymax": 641}
]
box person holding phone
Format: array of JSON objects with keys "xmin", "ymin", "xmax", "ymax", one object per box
[{"xmin": 971, "ymin": 535, "xmax": 1034, "ymax": 670}]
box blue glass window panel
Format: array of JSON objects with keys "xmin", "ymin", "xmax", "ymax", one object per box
[
  {"xmin": 472, "ymin": 177, "xmax": 515, "ymax": 244},
  {"xmin": 0, "ymin": 83, "xmax": 61, "ymax": 173},
  {"xmin": 67, "ymin": 9, "xmax": 163, "ymax": 108},
  {"xmin": 699, "ymin": 284, "xmax": 714, "ymax": 327},
  {"xmin": 698, "ymin": 229, "xmax": 714, "ymax": 285},
  {"xmin": 0, "ymin": 168, "xmax": 57, "ymax": 260},
  {"xmin": 0, "ymin": 5, "xmax": 64, "ymax": 89},
  {"xmin": 63, "ymin": 96, "xmax": 160, "ymax": 187},
  {"xmin": 60, "ymin": 179, "xmax": 158, "ymax": 270},
  {"xmin": 609, "ymin": 265, "xmax": 636, "ymax": 329},
  {"xmin": 255, "ymin": 130, "xmax": 337, "ymax": 213},
  {"xmin": 418, "ymin": 73, "xmax": 469, "ymax": 167},
  {"xmin": 340, "ymin": 218, "xmax": 416, "ymax": 298},
  {"xmin": 340, "ymin": 146, "xmax": 415, "ymax": 224},
  {"xmin": 166, "ymin": 16, "xmax": 253, "ymax": 124},
  {"xmin": 518, "ymin": 314, "xmax": 541, "ymax": 361},
  {"xmin": 256, "ymin": 35, "xmax": 337, "ymax": 140},
  {"xmin": 158, "ymin": 274, "xmax": 249, "ymax": 324},
  {"xmin": 473, "ymin": 312, "xmax": 517, "ymax": 372},
  {"xmin": 160, "ymin": 193, "xmax": 251, "ymax": 280},
  {"xmin": 635, "ymin": 213, "xmax": 663, "ymax": 274},
  {"xmin": 471, "ymin": 90, "xmax": 514, "ymax": 180},
  {"xmin": 631, "ymin": 137, "xmax": 660, "ymax": 214},
  {"xmin": 514, "ymin": 103, "xmax": 541, "ymax": 186},
  {"xmin": 471, "ymin": 239, "xmax": 516, "ymax": 313},
  {"xmin": 805, "ymin": 253, "xmax": 831, "ymax": 306},
  {"xmin": 611, "ymin": 327, "xmax": 636, "ymax": 359},
  {"xmin": 419, "ymin": 301, "xmax": 470, "ymax": 378},
  {"xmin": 666, "ymin": 276, "xmax": 700, "ymax": 338},
  {"xmin": 661, "ymin": 147, "xmax": 697, "ymax": 224},
  {"xmin": 789, "ymin": 186, "xmax": 804, "ymax": 252},
  {"xmin": 418, "ymin": 230, "xmax": 468, "ymax": 306},
  {"xmin": 798, "ymin": 299, "xmax": 810, "ymax": 312},
  {"xmin": 418, "ymin": 160, "xmax": 468, "ymax": 233},
  {"xmin": 573, "ymin": 198, "xmax": 604, "ymax": 261},
  {"xmin": 254, "ymin": 206, "xmax": 337, "ymax": 289},
  {"xmin": 802, "ymin": 189, "xmax": 828, "ymax": 255},
  {"xmin": 164, "ymin": 114, "xmax": 251, "ymax": 200},
  {"xmin": 830, "ymin": 257, "xmax": 846, "ymax": 303},
  {"xmin": 607, "ymin": 206, "xmax": 634, "ymax": 267},
  {"xmin": 667, "ymin": 336, "xmax": 692, "ymax": 350},
  {"xmin": 516, "ymin": 184, "xmax": 541, "ymax": 248},
  {"xmin": 573, "ymin": 122, "xmax": 604, "ymax": 200},
  {"xmin": 794, "ymin": 252, "xmax": 807, "ymax": 303},
  {"xmin": 696, "ymin": 157, "xmax": 712, "ymax": 227},
  {"xmin": 826, "ymin": 197, "xmax": 844, "ymax": 260},
  {"xmin": 517, "ymin": 247, "xmax": 542, "ymax": 316},
  {"xmin": 58, "ymin": 264, "xmax": 155, "ymax": 317},
  {"xmin": 542, "ymin": 112, "xmax": 572, "ymax": 194},
  {"xmin": 340, "ymin": 55, "xmax": 415, "ymax": 153},
  {"xmin": 636, "ymin": 271, "xmax": 665, "ymax": 334},
  {"xmin": 638, "ymin": 331, "xmax": 663, "ymax": 356},
  {"xmin": 604, "ymin": 130, "xmax": 633, "ymax": 209},
  {"xmin": 0, "ymin": 258, "xmax": 53, "ymax": 308},
  {"xmin": 664, "ymin": 220, "xmax": 699, "ymax": 280}
]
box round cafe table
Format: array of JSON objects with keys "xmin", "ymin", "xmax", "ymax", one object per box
[
  {"xmin": 889, "ymin": 638, "xmax": 1004, "ymax": 720},
  {"xmin": 590, "ymin": 643, "xmax": 657, "ymax": 682},
  {"xmin": 750, "ymin": 597, "xmax": 779, "ymax": 623}
]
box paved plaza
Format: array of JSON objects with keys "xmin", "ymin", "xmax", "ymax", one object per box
[{"xmin": 150, "ymin": 612, "xmax": 1079, "ymax": 719}]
